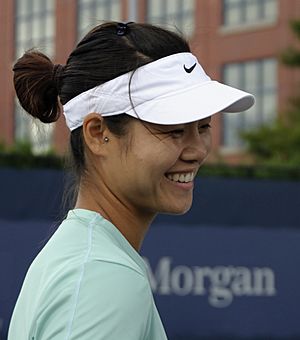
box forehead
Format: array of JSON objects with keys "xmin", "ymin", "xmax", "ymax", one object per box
[{"xmin": 142, "ymin": 116, "xmax": 212, "ymax": 129}]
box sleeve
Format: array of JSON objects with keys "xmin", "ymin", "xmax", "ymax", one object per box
[{"xmin": 66, "ymin": 261, "xmax": 153, "ymax": 340}]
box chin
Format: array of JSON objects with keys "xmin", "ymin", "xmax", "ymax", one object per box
[{"xmin": 161, "ymin": 203, "xmax": 193, "ymax": 216}]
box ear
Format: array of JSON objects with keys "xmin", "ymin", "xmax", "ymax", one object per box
[{"xmin": 82, "ymin": 113, "xmax": 109, "ymax": 156}]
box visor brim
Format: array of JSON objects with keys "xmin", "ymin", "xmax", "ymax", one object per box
[{"xmin": 125, "ymin": 81, "xmax": 255, "ymax": 125}]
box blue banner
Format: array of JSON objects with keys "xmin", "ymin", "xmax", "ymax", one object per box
[
  {"xmin": 141, "ymin": 224, "xmax": 300, "ymax": 338},
  {"xmin": 1, "ymin": 219, "xmax": 300, "ymax": 339}
]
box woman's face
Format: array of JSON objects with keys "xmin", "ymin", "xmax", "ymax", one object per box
[{"xmin": 100, "ymin": 116, "xmax": 212, "ymax": 217}]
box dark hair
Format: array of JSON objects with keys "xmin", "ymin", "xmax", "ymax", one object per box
[{"xmin": 13, "ymin": 21, "xmax": 190, "ymax": 208}]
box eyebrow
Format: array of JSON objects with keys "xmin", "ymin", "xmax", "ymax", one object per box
[{"xmin": 145, "ymin": 117, "xmax": 212, "ymax": 131}]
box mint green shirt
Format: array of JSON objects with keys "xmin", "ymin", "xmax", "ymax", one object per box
[{"xmin": 8, "ymin": 209, "xmax": 168, "ymax": 340}]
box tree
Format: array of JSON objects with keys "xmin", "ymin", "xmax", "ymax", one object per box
[{"xmin": 242, "ymin": 20, "xmax": 300, "ymax": 166}]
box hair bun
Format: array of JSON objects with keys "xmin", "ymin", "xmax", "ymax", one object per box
[{"xmin": 13, "ymin": 49, "xmax": 63, "ymax": 124}]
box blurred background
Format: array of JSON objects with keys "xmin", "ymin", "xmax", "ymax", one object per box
[{"xmin": 1, "ymin": 0, "xmax": 300, "ymax": 339}]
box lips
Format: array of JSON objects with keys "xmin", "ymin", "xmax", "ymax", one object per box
[{"xmin": 165, "ymin": 172, "xmax": 194, "ymax": 183}]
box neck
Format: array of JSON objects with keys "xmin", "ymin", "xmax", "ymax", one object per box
[{"xmin": 74, "ymin": 183, "xmax": 156, "ymax": 252}]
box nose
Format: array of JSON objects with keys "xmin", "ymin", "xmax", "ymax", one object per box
[{"xmin": 180, "ymin": 128, "xmax": 212, "ymax": 164}]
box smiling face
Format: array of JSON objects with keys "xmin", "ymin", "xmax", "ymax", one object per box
[{"xmin": 100, "ymin": 116, "xmax": 212, "ymax": 217}]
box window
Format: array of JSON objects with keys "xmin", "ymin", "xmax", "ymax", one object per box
[
  {"xmin": 15, "ymin": 0, "xmax": 55, "ymax": 59},
  {"xmin": 223, "ymin": 0, "xmax": 278, "ymax": 27},
  {"xmin": 77, "ymin": 0, "xmax": 122, "ymax": 39},
  {"xmin": 14, "ymin": 0, "xmax": 55, "ymax": 153},
  {"xmin": 146, "ymin": 0, "xmax": 195, "ymax": 37},
  {"xmin": 222, "ymin": 59, "xmax": 277, "ymax": 148}
]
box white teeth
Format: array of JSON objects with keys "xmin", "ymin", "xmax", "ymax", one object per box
[
  {"xmin": 166, "ymin": 172, "xmax": 194, "ymax": 183},
  {"xmin": 186, "ymin": 173, "xmax": 192, "ymax": 182},
  {"xmin": 179, "ymin": 174, "xmax": 185, "ymax": 182},
  {"xmin": 173, "ymin": 174, "xmax": 179, "ymax": 182}
]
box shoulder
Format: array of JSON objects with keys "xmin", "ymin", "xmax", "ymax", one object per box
[
  {"xmin": 66, "ymin": 261, "xmax": 154, "ymax": 339},
  {"xmin": 77, "ymin": 260, "xmax": 152, "ymax": 310},
  {"xmin": 28, "ymin": 261, "xmax": 153, "ymax": 339}
]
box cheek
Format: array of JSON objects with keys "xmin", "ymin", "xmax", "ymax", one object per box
[
  {"xmin": 203, "ymin": 132, "xmax": 212, "ymax": 156},
  {"xmin": 127, "ymin": 144, "xmax": 181, "ymax": 189}
]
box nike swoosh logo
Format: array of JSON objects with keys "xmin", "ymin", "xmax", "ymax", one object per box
[{"xmin": 184, "ymin": 62, "xmax": 197, "ymax": 73}]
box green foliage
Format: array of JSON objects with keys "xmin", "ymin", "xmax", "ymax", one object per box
[
  {"xmin": 281, "ymin": 20, "xmax": 300, "ymax": 66},
  {"xmin": 0, "ymin": 140, "xmax": 6, "ymax": 152},
  {"xmin": 0, "ymin": 140, "xmax": 63, "ymax": 169},
  {"xmin": 281, "ymin": 46, "xmax": 300, "ymax": 66},
  {"xmin": 199, "ymin": 163, "xmax": 300, "ymax": 181},
  {"xmin": 9, "ymin": 140, "xmax": 33, "ymax": 156},
  {"xmin": 290, "ymin": 19, "xmax": 300, "ymax": 38},
  {"xmin": 242, "ymin": 19, "xmax": 300, "ymax": 166},
  {"xmin": 241, "ymin": 107, "xmax": 300, "ymax": 166}
]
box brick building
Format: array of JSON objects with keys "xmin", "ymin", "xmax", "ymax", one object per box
[{"xmin": 1, "ymin": 0, "xmax": 300, "ymax": 162}]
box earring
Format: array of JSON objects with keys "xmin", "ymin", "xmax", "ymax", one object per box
[{"xmin": 104, "ymin": 137, "xmax": 109, "ymax": 143}]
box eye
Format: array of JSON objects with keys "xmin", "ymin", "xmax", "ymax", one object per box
[
  {"xmin": 198, "ymin": 123, "xmax": 211, "ymax": 132},
  {"xmin": 170, "ymin": 129, "xmax": 184, "ymax": 138}
]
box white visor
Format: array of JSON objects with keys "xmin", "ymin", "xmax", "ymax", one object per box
[{"xmin": 63, "ymin": 52, "xmax": 255, "ymax": 131}]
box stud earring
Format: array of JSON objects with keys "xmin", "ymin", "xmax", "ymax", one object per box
[{"xmin": 103, "ymin": 137, "xmax": 109, "ymax": 143}]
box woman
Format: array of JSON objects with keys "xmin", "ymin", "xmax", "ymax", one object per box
[{"xmin": 8, "ymin": 22, "xmax": 254, "ymax": 339}]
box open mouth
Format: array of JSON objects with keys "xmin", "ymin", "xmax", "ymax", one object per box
[{"xmin": 165, "ymin": 172, "xmax": 194, "ymax": 183}]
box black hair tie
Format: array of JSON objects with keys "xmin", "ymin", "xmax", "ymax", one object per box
[{"xmin": 116, "ymin": 22, "xmax": 134, "ymax": 36}]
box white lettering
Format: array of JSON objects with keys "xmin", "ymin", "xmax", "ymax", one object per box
[
  {"xmin": 231, "ymin": 266, "xmax": 253, "ymax": 296},
  {"xmin": 143, "ymin": 257, "xmax": 277, "ymax": 308},
  {"xmin": 193, "ymin": 266, "xmax": 210, "ymax": 295},
  {"xmin": 144, "ymin": 256, "xmax": 172, "ymax": 294},
  {"xmin": 171, "ymin": 265, "xmax": 194, "ymax": 295},
  {"xmin": 209, "ymin": 266, "xmax": 233, "ymax": 308},
  {"xmin": 253, "ymin": 267, "xmax": 276, "ymax": 296}
]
